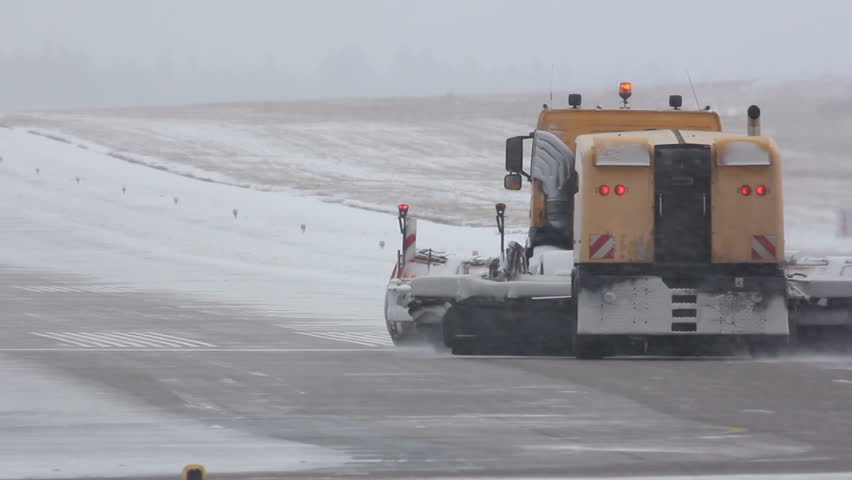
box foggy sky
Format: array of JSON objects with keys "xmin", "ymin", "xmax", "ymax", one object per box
[{"xmin": 1, "ymin": 0, "xmax": 850, "ymax": 110}]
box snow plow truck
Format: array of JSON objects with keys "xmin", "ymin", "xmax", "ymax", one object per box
[{"xmin": 385, "ymin": 83, "xmax": 852, "ymax": 357}]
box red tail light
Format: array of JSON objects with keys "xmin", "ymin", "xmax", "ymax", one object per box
[
  {"xmin": 739, "ymin": 185, "xmax": 751, "ymax": 196},
  {"xmin": 614, "ymin": 185, "xmax": 626, "ymax": 196},
  {"xmin": 599, "ymin": 185, "xmax": 610, "ymax": 195},
  {"xmin": 755, "ymin": 185, "xmax": 767, "ymax": 196},
  {"xmin": 397, "ymin": 203, "xmax": 410, "ymax": 218}
]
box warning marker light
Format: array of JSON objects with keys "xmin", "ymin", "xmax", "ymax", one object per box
[
  {"xmin": 568, "ymin": 93, "xmax": 582, "ymax": 108},
  {"xmin": 739, "ymin": 185, "xmax": 751, "ymax": 196},
  {"xmin": 599, "ymin": 185, "xmax": 611, "ymax": 196},
  {"xmin": 615, "ymin": 184, "xmax": 626, "ymax": 196},
  {"xmin": 398, "ymin": 203, "xmax": 409, "ymax": 218},
  {"xmin": 619, "ymin": 82, "xmax": 633, "ymax": 100},
  {"xmin": 755, "ymin": 184, "xmax": 767, "ymax": 196},
  {"xmin": 669, "ymin": 95, "xmax": 683, "ymax": 110},
  {"xmin": 182, "ymin": 465, "xmax": 207, "ymax": 480}
]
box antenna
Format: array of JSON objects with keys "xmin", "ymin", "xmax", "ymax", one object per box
[
  {"xmin": 686, "ymin": 69, "xmax": 701, "ymax": 110},
  {"xmin": 549, "ymin": 64, "xmax": 554, "ymax": 106}
]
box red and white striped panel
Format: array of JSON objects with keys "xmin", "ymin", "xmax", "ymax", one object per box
[
  {"xmin": 589, "ymin": 234, "xmax": 615, "ymax": 260},
  {"xmin": 402, "ymin": 218, "xmax": 417, "ymax": 264},
  {"xmin": 751, "ymin": 234, "xmax": 777, "ymax": 260},
  {"xmin": 840, "ymin": 208, "xmax": 852, "ymax": 238}
]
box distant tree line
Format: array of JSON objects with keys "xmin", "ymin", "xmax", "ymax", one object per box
[{"xmin": 0, "ymin": 47, "xmax": 577, "ymax": 111}]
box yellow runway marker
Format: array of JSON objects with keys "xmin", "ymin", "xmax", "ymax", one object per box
[
  {"xmin": 722, "ymin": 426, "xmax": 749, "ymax": 434},
  {"xmin": 182, "ymin": 464, "xmax": 206, "ymax": 480}
]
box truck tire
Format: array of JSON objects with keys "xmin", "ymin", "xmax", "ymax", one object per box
[
  {"xmin": 574, "ymin": 336, "xmax": 607, "ymax": 359},
  {"xmin": 747, "ymin": 340, "xmax": 782, "ymax": 359}
]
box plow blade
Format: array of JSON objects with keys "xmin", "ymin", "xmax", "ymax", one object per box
[{"xmin": 441, "ymin": 297, "xmax": 575, "ymax": 355}]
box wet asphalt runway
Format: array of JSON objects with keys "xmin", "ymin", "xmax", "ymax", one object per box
[{"xmin": 2, "ymin": 266, "xmax": 852, "ymax": 479}]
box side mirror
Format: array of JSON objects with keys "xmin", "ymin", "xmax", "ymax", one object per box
[
  {"xmin": 505, "ymin": 135, "xmax": 530, "ymax": 172},
  {"xmin": 504, "ymin": 173, "xmax": 522, "ymax": 191}
]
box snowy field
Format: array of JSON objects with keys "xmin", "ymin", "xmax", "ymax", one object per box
[
  {"xmin": 3, "ymin": 77, "xmax": 852, "ymax": 237},
  {"xmin": 2, "ymin": 80, "xmax": 852, "ymax": 317},
  {"xmin": 0, "ymin": 127, "xmax": 501, "ymax": 323}
]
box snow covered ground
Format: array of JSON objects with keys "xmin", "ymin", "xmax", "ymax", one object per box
[
  {"xmin": 4, "ymin": 77, "xmax": 852, "ymax": 234},
  {"xmin": 2, "ymin": 80, "xmax": 851, "ymax": 316},
  {"xmin": 0, "ymin": 126, "xmax": 501, "ymax": 323}
]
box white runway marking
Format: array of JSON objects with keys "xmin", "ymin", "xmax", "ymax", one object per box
[
  {"xmin": 14, "ymin": 284, "xmax": 134, "ymax": 293},
  {"xmin": 0, "ymin": 347, "xmax": 393, "ymax": 352},
  {"xmin": 294, "ymin": 331, "xmax": 384, "ymax": 347},
  {"xmin": 30, "ymin": 331, "xmax": 215, "ymax": 348},
  {"xmin": 280, "ymin": 321, "xmax": 394, "ymax": 347}
]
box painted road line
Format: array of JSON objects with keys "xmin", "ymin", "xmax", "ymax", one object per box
[
  {"xmin": 92, "ymin": 332, "xmax": 168, "ymax": 348},
  {"xmin": 138, "ymin": 331, "xmax": 217, "ymax": 347},
  {"xmin": 13, "ymin": 285, "xmax": 135, "ymax": 293},
  {"xmin": 326, "ymin": 330, "xmax": 391, "ymax": 342},
  {"xmin": 69, "ymin": 332, "xmax": 143, "ymax": 347},
  {"xmin": 294, "ymin": 331, "xmax": 381, "ymax": 347},
  {"xmin": 288, "ymin": 329, "xmax": 393, "ymax": 347},
  {"xmin": 330, "ymin": 331, "xmax": 394, "ymax": 346},
  {"xmin": 0, "ymin": 347, "xmax": 394, "ymax": 352},
  {"xmin": 279, "ymin": 320, "xmax": 394, "ymax": 347},
  {"xmin": 280, "ymin": 323, "xmax": 383, "ymax": 331},
  {"xmin": 54, "ymin": 332, "xmax": 126, "ymax": 348},
  {"xmin": 29, "ymin": 331, "xmax": 217, "ymax": 349},
  {"xmin": 283, "ymin": 322, "xmax": 371, "ymax": 328},
  {"xmin": 334, "ymin": 331, "xmax": 395, "ymax": 345},
  {"xmin": 29, "ymin": 332, "xmax": 93, "ymax": 348},
  {"xmin": 116, "ymin": 331, "xmax": 194, "ymax": 347}
]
